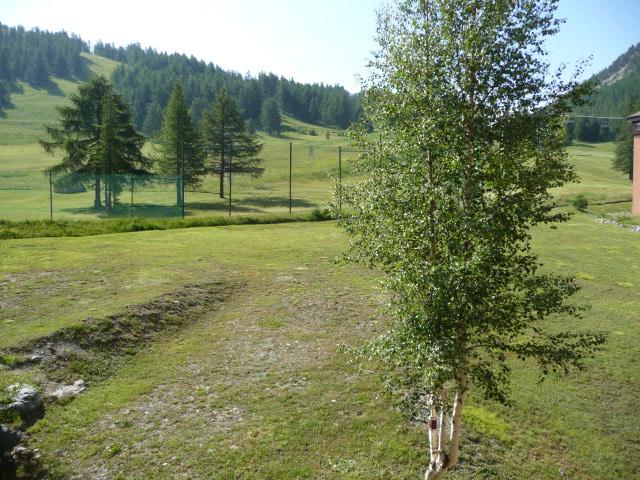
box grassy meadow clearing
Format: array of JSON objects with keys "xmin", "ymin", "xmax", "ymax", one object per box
[
  {"xmin": 0, "ymin": 210, "xmax": 638, "ymax": 479},
  {"xmin": 0, "ymin": 55, "xmax": 358, "ymax": 221},
  {"xmin": 1, "ymin": 52, "xmax": 640, "ymax": 479}
]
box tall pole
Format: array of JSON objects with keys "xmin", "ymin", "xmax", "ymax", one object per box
[
  {"xmin": 49, "ymin": 171, "xmax": 53, "ymax": 221},
  {"xmin": 338, "ymin": 146, "xmax": 342, "ymax": 212},
  {"xmin": 228, "ymin": 142, "xmax": 232, "ymax": 216},
  {"xmin": 181, "ymin": 142, "xmax": 185, "ymax": 219},
  {"xmin": 289, "ymin": 142, "xmax": 292, "ymax": 214},
  {"xmin": 130, "ymin": 173, "xmax": 134, "ymax": 217}
]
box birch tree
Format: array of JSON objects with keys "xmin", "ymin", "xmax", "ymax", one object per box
[{"xmin": 338, "ymin": 1, "xmax": 605, "ymax": 479}]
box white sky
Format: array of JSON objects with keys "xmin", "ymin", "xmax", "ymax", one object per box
[{"xmin": 1, "ymin": 0, "xmax": 639, "ymax": 95}]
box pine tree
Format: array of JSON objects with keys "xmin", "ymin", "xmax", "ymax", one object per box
[
  {"xmin": 154, "ymin": 83, "xmax": 206, "ymax": 204},
  {"xmin": 25, "ymin": 50, "xmax": 49, "ymax": 87},
  {"xmin": 260, "ymin": 97, "xmax": 281, "ymax": 136},
  {"xmin": 0, "ymin": 81, "xmax": 10, "ymax": 109},
  {"xmin": 613, "ymin": 99, "xmax": 639, "ymax": 179},
  {"xmin": 0, "ymin": 47, "xmax": 12, "ymax": 81},
  {"xmin": 142, "ymin": 101, "xmax": 163, "ymax": 135},
  {"xmin": 341, "ymin": 2, "xmax": 604, "ymax": 479},
  {"xmin": 201, "ymin": 90, "xmax": 264, "ymax": 198},
  {"xmin": 41, "ymin": 76, "xmax": 149, "ymax": 209}
]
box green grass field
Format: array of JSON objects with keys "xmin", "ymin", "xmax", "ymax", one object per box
[
  {"xmin": 1, "ymin": 56, "xmax": 631, "ymax": 221},
  {"xmin": 0, "ymin": 212, "xmax": 638, "ymax": 479},
  {"xmin": 0, "ymin": 55, "xmax": 358, "ymax": 221}
]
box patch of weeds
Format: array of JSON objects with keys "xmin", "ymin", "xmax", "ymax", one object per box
[
  {"xmin": 105, "ymin": 443, "xmax": 122, "ymax": 457},
  {"xmin": 0, "ymin": 353, "xmax": 20, "ymax": 367},
  {"xmin": 463, "ymin": 406, "xmax": 511, "ymax": 444},
  {"xmin": 575, "ymin": 272, "xmax": 595, "ymax": 281},
  {"xmin": 258, "ymin": 317, "xmax": 285, "ymax": 329}
]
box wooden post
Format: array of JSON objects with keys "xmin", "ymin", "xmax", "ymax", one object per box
[{"xmin": 627, "ymin": 113, "xmax": 640, "ymax": 215}]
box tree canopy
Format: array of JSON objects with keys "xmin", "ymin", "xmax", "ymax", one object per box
[
  {"xmin": 339, "ymin": 1, "xmax": 604, "ymax": 478},
  {"xmin": 41, "ymin": 76, "xmax": 148, "ymax": 210},
  {"xmin": 154, "ymin": 83, "xmax": 206, "ymax": 204},
  {"xmin": 201, "ymin": 90, "xmax": 263, "ymax": 198}
]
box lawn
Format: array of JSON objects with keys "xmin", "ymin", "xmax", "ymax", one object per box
[{"xmin": 1, "ymin": 212, "xmax": 638, "ymax": 479}]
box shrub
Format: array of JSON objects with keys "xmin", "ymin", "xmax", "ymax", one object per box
[{"xmin": 572, "ymin": 194, "xmax": 588, "ymax": 212}]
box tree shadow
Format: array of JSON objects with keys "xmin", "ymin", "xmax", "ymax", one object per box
[
  {"xmin": 238, "ymin": 195, "xmax": 317, "ymax": 209},
  {"xmin": 185, "ymin": 201, "xmax": 262, "ymax": 214},
  {"xmin": 61, "ymin": 204, "xmax": 182, "ymax": 218}
]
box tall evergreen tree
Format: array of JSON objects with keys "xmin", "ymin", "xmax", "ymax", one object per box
[
  {"xmin": 41, "ymin": 76, "xmax": 148, "ymax": 209},
  {"xmin": 154, "ymin": 84, "xmax": 206, "ymax": 204},
  {"xmin": 260, "ymin": 97, "xmax": 281, "ymax": 136},
  {"xmin": 201, "ymin": 90, "xmax": 264, "ymax": 198},
  {"xmin": 25, "ymin": 50, "xmax": 49, "ymax": 87},
  {"xmin": 613, "ymin": 98, "xmax": 639, "ymax": 179},
  {"xmin": 341, "ymin": 2, "xmax": 604, "ymax": 479},
  {"xmin": 0, "ymin": 81, "xmax": 10, "ymax": 109},
  {"xmin": 0, "ymin": 48, "xmax": 12, "ymax": 81}
]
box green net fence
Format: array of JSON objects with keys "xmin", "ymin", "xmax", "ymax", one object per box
[{"xmin": 0, "ymin": 143, "xmax": 361, "ymax": 220}]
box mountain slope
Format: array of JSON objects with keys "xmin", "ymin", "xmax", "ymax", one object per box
[
  {"xmin": 577, "ymin": 42, "xmax": 640, "ymax": 116},
  {"xmin": 0, "ymin": 53, "xmax": 120, "ymax": 145}
]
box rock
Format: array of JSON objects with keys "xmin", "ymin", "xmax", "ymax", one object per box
[
  {"xmin": 28, "ymin": 354, "xmax": 43, "ymax": 364},
  {"xmin": 48, "ymin": 379, "xmax": 85, "ymax": 401},
  {"xmin": 0, "ymin": 424, "xmax": 22, "ymax": 456},
  {"xmin": 3, "ymin": 384, "xmax": 44, "ymax": 425}
]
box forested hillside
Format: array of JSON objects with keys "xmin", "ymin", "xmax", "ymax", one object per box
[
  {"xmin": 580, "ymin": 42, "xmax": 640, "ymax": 116},
  {"xmin": 0, "ymin": 22, "xmax": 88, "ymax": 92},
  {"xmin": 95, "ymin": 42, "xmax": 361, "ymax": 134},
  {"xmin": 0, "ymin": 23, "xmax": 361, "ymax": 133}
]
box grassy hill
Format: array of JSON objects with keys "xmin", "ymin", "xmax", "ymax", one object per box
[{"xmin": 0, "ymin": 53, "xmax": 120, "ymax": 146}]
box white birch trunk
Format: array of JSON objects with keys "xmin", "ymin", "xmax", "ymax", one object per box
[{"xmin": 423, "ymin": 376, "xmax": 466, "ymax": 480}]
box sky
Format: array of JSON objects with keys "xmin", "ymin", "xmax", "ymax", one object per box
[{"xmin": 0, "ymin": 0, "xmax": 639, "ymax": 93}]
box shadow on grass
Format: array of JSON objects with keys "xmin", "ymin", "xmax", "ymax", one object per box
[
  {"xmin": 571, "ymin": 142, "xmax": 596, "ymax": 149},
  {"xmin": 240, "ymin": 195, "xmax": 317, "ymax": 209},
  {"xmin": 185, "ymin": 201, "xmax": 261, "ymax": 214},
  {"xmin": 61, "ymin": 204, "xmax": 182, "ymax": 218}
]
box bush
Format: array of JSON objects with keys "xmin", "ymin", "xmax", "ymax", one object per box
[
  {"xmin": 309, "ymin": 129, "xmax": 317, "ymax": 136},
  {"xmin": 572, "ymin": 194, "xmax": 588, "ymax": 212}
]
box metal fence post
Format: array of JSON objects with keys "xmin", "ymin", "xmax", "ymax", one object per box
[
  {"xmin": 228, "ymin": 143, "xmax": 232, "ymax": 216},
  {"xmin": 130, "ymin": 173, "xmax": 134, "ymax": 217},
  {"xmin": 49, "ymin": 171, "xmax": 53, "ymax": 221},
  {"xmin": 181, "ymin": 142, "xmax": 185, "ymax": 219},
  {"xmin": 289, "ymin": 142, "xmax": 292, "ymax": 214},
  {"xmin": 338, "ymin": 146, "xmax": 342, "ymax": 212}
]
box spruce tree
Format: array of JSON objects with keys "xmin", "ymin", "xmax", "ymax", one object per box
[
  {"xmin": 260, "ymin": 97, "xmax": 282, "ymax": 136},
  {"xmin": 154, "ymin": 83, "xmax": 206, "ymax": 204},
  {"xmin": 613, "ymin": 98, "xmax": 638, "ymax": 179},
  {"xmin": 41, "ymin": 76, "xmax": 149, "ymax": 209},
  {"xmin": 341, "ymin": 2, "xmax": 604, "ymax": 479},
  {"xmin": 201, "ymin": 90, "xmax": 264, "ymax": 198},
  {"xmin": 25, "ymin": 50, "xmax": 49, "ymax": 87}
]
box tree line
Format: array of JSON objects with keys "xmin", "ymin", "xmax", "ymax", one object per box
[
  {"xmin": 0, "ymin": 23, "xmax": 88, "ymax": 92},
  {"xmin": 41, "ymin": 76, "xmax": 263, "ymax": 212},
  {"xmin": 95, "ymin": 42, "xmax": 361, "ymax": 135}
]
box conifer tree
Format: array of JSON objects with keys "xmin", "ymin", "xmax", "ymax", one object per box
[
  {"xmin": 25, "ymin": 50, "xmax": 49, "ymax": 87},
  {"xmin": 41, "ymin": 76, "xmax": 148, "ymax": 209},
  {"xmin": 154, "ymin": 84, "xmax": 206, "ymax": 204},
  {"xmin": 613, "ymin": 98, "xmax": 638, "ymax": 179},
  {"xmin": 201, "ymin": 90, "xmax": 264, "ymax": 198},
  {"xmin": 260, "ymin": 97, "xmax": 282, "ymax": 136}
]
